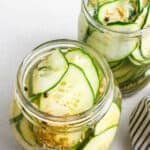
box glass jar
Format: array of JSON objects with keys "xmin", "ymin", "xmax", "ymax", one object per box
[
  {"xmin": 10, "ymin": 39, "xmax": 121, "ymax": 150},
  {"xmin": 78, "ymin": 0, "xmax": 150, "ymax": 96}
]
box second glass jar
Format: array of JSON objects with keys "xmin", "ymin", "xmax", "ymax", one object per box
[{"xmin": 78, "ymin": 0, "xmax": 150, "ymax": 96}]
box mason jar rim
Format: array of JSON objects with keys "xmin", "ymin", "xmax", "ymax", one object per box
[
  {"xmin": 16, "ymin": 39, "xmax": 114, "ymax": 128},
  {"xmin": 82, "ymin": 0, "xmax": 150, "ymax": 37}
]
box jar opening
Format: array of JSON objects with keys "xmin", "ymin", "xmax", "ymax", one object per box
[
  {"xmin": 16, "ymin": 39, "xmax": 114, "ymax": 127},
  {"xmin": 82, "ymin": 0, "xmax": 150, "ymax": 37}
]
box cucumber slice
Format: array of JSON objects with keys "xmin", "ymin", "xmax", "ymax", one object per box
[
  {"xmin": 97, "ymin": 0, "xmax": 134, "ymax": 25},
  {"xmin": 141, "ymin": 4, "xmax": 150, "ymax": 59},
  {"xmin": 83, "ymin": 126, "xmax": 117, "ymax": 150},
  {"xmin": 87, "ymin": 30, "xmax": 137, "ymax": 61},
  {"xmin": 32, "ymin": 49, "xmax": 68, "ymax": 94},
  {"xmin": 94, "ymin": 103, "xmax": 120, "ymax": 136},
  {"xmin": 113, "ymin": 63, "xmax": 134, "ymax": 78},
  {"xmin": 40, "ymin": 64, "xmax": 94, "ymax": 116},
  {"xmin": 112, "ymin": 59, "xmax": 137, "ymax": 82},
  {"xmin": 130, "ymin": 44, "xmax": 150, "ymax": 64},
  {"xmin": 131, "ymin": 45, "xmax": 146, "ymax": 61},
  {"xmin": 128, "ymin": 55, "xmax": 143, "ymax": 65},
  {"xmin": 65, "ymin": 49, "xmax": 99, "ymax": 97},
  {"xmin": 135, "ymin": 4, "xmax": 149, "ymax": 28},
  {"xmin": 107, "ymin": 22, "xmax": 139, "ymax": 32},
  {"xmin": 137, "ymin": 0, "xmax": 150, "ymax": 12},
  {"xmin": 111, "ymin": 60, "xmax": 125, "ymax": 71},
  {"xmin": 117, "ymin": 70, "xmax": 134, "ymax": 83},
  {"xmin": 109, "ymin": 61, "xmax": 122, "ymax": 68},
  {"xmin": 142, "ymin": 4, "xmax": 150, "ymax": 28},
  {"xmin": 16, "ymin": 118, "xmax": 36, "ymax": 145},
  {"xmin": 116, "ymin": 64, "xmax": 140, "ymax": 83}
]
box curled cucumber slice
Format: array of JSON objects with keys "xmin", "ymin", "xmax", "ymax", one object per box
[
  {"xmin": 65, "ymin": 49, "xmax": 99, "ymax": 97},
  {"xmin": 32, "ymin": 49, "xmax": 68, "ymax": 94},
  {"xmin": 40, "ymin": 64, "xmax": 94, "ymax": 116},
  {"xmin": 97, "ymin": 0, "xmax": 134, "ymax": 25},
  {"xmin": 83, "ymin": 126, "xmax": 117, "ymax": 150},
  {"xmin": 132, "ymin": 45, "xmax": 146, "ymax": 62},
  {"xmin": 129, "ymin": 44, "xmax": 150, "ymax": 65},
  {"xmin": 128, "ymin": 55, "xmax": 144, "ymax": 66},
  {"xmin": 113, "ymin": 60, "xmax": 135, "ymax": 78},
  {"xmin": 16, "ymin": 118, "xmax": 36, "ymax": 145},
  {"xmin": 87, "ymin": 30, "xmax": 137, "ymax": 62},
  {"xmin": 135, "ymin": 4, "xmax": 149, "ymax": 28},
  {"xmin": 107, "ymin": 22, "xmax": 139, "ymax": 32},
  {"xmin": 128, "ymin": 5, "xmax": 150, "ymax": 65},
  {"xmin": 94, "ymin": 103, "xmax": 120, "ymax": 136},
  {"xmin": 137, "ymin": 0, "xmax": 150, "ymax": 12}
]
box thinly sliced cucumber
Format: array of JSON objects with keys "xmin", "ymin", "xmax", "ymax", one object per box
[
  {"xmin": 129, "ymin": 67, "xmax": 147, "ymax": 80},
  {"xmin": 87, "ymin": 30, "xmax": 137, "ymax": 61},
  {"xmin": 97, "ymin": 0, "xmax": 134, "ymax": 25},
  {"xmin": 137, "ymin": 0, "xmax": 150, "ymax": 12},
  {"xmin": 65, "ymin": 49, "xmax": 99, "ymax": 97},
  {"xmin": 131, "ymin": 44, "xmax": 146, "ymax": 62},
  {"xmin": 83, "ymin": 126, "xmax": 117, "ymax": 150},
  {"xmin": 109, "ymin": 61, "xmax": 122, "ymax": 69},
  {"xmin": 112, "ymin": 59, "xmax": 137, "ymax": 82},
  {"xmin": 72, "ymin": 129, "xmax": 94, "ymax": 150},
  {"xmin": 32, "ymin": 49, "xmax": 68, "ymax": 94},
  {"xmin": 114, "ymin": 58, "xmax": 147, "ymax": 83},
  {"xmin": 111, "ymin": 60, "xmax": 125, "ymax": 71},
  {"xmin": 130, "ymin": 44, "xmax": 150, "ymax": 64},
  {"xmin": 40, "ymin": 64, "xmax": 94, "ymax": 116},
  {"xmin": 119, "ymin": 67, "xmax": 147, "ymax": 87},
  {"xmin": 142, "ymin": 4, "xmax": 150, "ymax": 27},
  {"xmin": 16, "ymin": 118, "xmax": 36, "ymax": 145},
  {"xmin": 94, "ymin": 103, "xmax": 120, "ymax": 135},
  {"xmin": 135, "ymin": 4, "xmax": 150, "ymax": 28},
  {"xmin": 116, "ymin": 67, "xmax": 138, "ymax": 83},
  {"xmin": 128, "ymin": 55, "xmax": 143, "ymax": 65},
  {"xmin": 141, "ymin": 4, "xmax": 150, "ymax": 59},
  {"xmin": 113, "ymin": 63, "xmax": 133, "ymax": 78},
  {"xmin": 107, "ymin": 22, "xmax": 139, "ymax": 32}
]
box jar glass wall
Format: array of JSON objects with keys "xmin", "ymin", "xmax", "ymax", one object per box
[
  {"xmin": 10, "ymin": 39, "xmax": 121, "ymax": 150},
  {"xmin": 78, "ymin": 0, "xmax": 150, "ymax": 96}
]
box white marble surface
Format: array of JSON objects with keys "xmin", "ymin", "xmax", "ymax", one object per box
[{"xmin": 0, "ymin": 0, "xmax": 149, "ymax": 149}]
